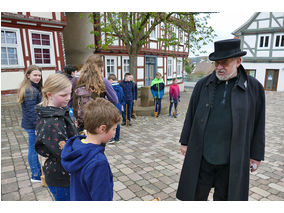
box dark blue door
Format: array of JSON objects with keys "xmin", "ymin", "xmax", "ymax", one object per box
[{"xmin": 145, "ymin": 56, "xmax": 157, "ymax": 86}]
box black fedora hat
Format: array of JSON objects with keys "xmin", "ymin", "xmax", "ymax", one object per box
[{"xmin": 209, "ymin": 39, "xmax": 247, "ymax": 61}]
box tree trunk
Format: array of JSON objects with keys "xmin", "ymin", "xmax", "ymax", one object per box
[
  {"xmin": 129, "ymin": 53, "xmax": 138, "ymax": 82},
  {"xmin": 93, "ymin": 12, "xmax": 101, "ymax": 52}
]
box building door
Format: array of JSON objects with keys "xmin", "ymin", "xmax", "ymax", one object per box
[
  {"xmin": 246, "ymin": 69, "xmax": 256, "ymax": 77},
  {"xmin": 145, "ymin": 56, "xmax": 157, "ymax": 86},
  {"xmin": 264, "ymin": 69, "xmax": 279, "ymax": 91}
]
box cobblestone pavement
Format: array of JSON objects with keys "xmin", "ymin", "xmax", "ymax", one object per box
[{"xmin": 1, "ymin": 89, "xmax": 284, "ymax": 201}]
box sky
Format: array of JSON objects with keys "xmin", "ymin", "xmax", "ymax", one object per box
[{"xmin": 190, "ymin": 11, "xmax": 255, "ymax": 57}]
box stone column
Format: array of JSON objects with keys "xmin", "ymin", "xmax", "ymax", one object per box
[{"xmin": 140, "ymin": 86, "xmax": 154, "ymax": 107}]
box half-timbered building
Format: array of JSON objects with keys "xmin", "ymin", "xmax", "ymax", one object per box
[
  {"xmin": 232, "ymin": 12, "xmax": 284, "ymax": 91},
  {"xmin": 1, "ymin": 12, "xmax": 66, "ymax": 95},
  {"xmin": 63, "ymin": 12, "xmax": 188, "ymax": 92}
]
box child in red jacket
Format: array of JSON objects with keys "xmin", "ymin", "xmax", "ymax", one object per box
[{"xmin": 169, "ymin": 78, "xmax": 180, "ymax": 118}]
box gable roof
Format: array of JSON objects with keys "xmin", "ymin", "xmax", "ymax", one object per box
[
  {"xmin": 232, "ymin": 12, "xmax": 259, "ymax": 36},
  {"xmin": 192, "ymin": 61, "xmax": 215, "ymax": 75},
  {"xmin": 232, "ymin": 12, "xmax": 284, "ymax": 36}
]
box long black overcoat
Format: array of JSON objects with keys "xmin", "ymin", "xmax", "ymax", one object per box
[{"xmin": 176, "ymin": 65, "xmax": 265, "ymax": 201}]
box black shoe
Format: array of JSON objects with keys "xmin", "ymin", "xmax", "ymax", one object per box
[
  {"xmin": 109, "ymin": 138, "xmax": 115, "ymax": 144},
  {"xmin": 114, "ymin": 138, "xmax": 120, "ymax": 143},
  {"xmin": 121, "ymin": 122, "xmax": 126, "ymax": 126}
]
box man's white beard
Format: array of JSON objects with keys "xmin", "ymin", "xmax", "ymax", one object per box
[{"xmin": 216, "ymin": 69, "xmax": 237, "ymax": 81}]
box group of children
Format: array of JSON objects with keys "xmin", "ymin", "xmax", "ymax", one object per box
[
  {"xmin": 18, "ymin": 59, "xmax": 180, "ymax": 201},
  {"xmin": 150, "ymin": 72, "xmax": 180, "ymax": 118}
]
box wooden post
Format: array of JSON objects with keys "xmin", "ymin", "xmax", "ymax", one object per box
[
  {"xmin": 132, "ymin": 102, "xmax": 137, "ymax": 119},
  {"xmin": 126, "ymin": 104, "xmax": 129, "ymax": 126}
]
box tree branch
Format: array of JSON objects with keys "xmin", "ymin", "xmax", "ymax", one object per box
[{"xmin": 106, "ymin": 12, "xmax": 129, "ymax": 47}]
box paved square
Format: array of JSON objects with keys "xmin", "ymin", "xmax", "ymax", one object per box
[{"xmin": 1, "ymin": 89, "xmax": 284, "ymax": 201}]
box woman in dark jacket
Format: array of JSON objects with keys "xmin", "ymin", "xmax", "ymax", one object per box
[{"xmin": 18, "ymin": 65, "xmax": 43, "ymax": 182}]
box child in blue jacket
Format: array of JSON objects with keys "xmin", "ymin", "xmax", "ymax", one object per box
[
  {"xmin": 108, "ymin": 74, "xmax": 124, "ymax": 142},
  {"xmin": 61, "ymin": 98, "xmax": 121, "ymax": 201},
  {"xmin": 151, "ymin": 72, "xmax": 165, "ymax": 117},
  {"xmin": 120, "ymin": 73, "xmax": 135, "ymax": 126}
]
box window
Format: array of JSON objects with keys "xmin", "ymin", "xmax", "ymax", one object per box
[
  {"xmin": 274, "ymin": 34, "xmax": 284, "ymax": 48},
  {"xmin": 106, "ymin": 13, "xmax": 122, "ymax": 27},
  {"xmin": 170, "ymin": 25, "xmax": 175, "ymax": 34},
  {"xmin": 258, "ymin": 34, "xmax": 270, "ymax": 48},
  {"xmin": 105, "ymin": 56, "xmax": 116, "ymax": 78},
  {"xmin": 29, "ymin": 30, "xmax": 55, "ymax": 66},
  {"xmin": 167, "ymin": 58, "xmax": 173, "ymax": 77},
  {"xmin": 123, "ymin": 58, "xmax": 129, "ymax": 76},
  {"xmin": 150, "ymin": 20, "xmax": 157, "ymax": 40},
  {"xmin": 179, "ymin": 30, "xmax": 184, "ymax": 44},
  {"xmin": 1, "ymin": 27, "xmax": 24, "ymax": 68},
  {"xmin": 177, "ymin": 59, "xmax": 182, "ymax": 76},
  {"xmin": 246, "ymin": 69, "xmax": 256, "ymax": 77},
  {"xmin": 107, "ymin": 59, "xmax": 115, "ymax": 74},
  {"xmin": 112, "ymin": 13, "xmax": 120, "ymax": 22}
]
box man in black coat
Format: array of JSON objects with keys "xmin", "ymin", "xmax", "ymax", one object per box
[{"xmin": 176, "ymin": 39, "xmax": 265, "ymax": 201}]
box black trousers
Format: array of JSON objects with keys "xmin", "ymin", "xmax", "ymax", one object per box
[{"xmin": 194, "ymin": 157, "xmax": 230, "ymax": 201}]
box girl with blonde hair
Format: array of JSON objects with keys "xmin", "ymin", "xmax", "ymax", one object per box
[
  {"xmin": 72, "ymin": 54, "xmax": 118, "ymax": 132},
  {"xmin": 18, "ymin": 65, "xmax": 42, "ymax": 182},
  {"xmin": 35, "ymin": 73, "xmax": 78, "ymax": 201}
]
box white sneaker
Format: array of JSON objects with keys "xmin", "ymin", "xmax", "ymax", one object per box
[
  {"xmin": 31, "ymin": 178, "xmax": 41, "ymax": 183},
  {"xmin": 108, "ymin": 139, "xmax": 115, "ymax": 144}
]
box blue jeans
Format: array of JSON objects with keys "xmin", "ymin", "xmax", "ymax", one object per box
[
  {"xmin": 155, "ymin": 98, "xmax": 162, "ymax": 115},
  {"xmin": 24, "ymin": 129, "xmax": 41, "ymax": 179},
  {"xmin": 48, "ymin": 186, "xmax": 70, "ymax": 201},
  {"xmin": 169, "ymin": 100, "xmax": 178, "ymax": 115},
  {"xmin": 122, "ymin": 100, "xmax": 133, "ymax": 122},
  {"xmin": 115, "ymin": 124, "xmax": 120, "ymax": 140}
]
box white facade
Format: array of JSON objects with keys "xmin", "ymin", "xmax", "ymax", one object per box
[
  {"xmin": 233, "ymin": 12, "xmax": 284, "ymax": 91},
  {"xmin": 30, "ymin": 12, "xmax": 53, "ymax": 20},
  {"xmin": 242, "ymin": 62, "xmax": 284, "ymax": 91},
  {"xmin": 1, "ymin": 12, "xmax": 66, "ymax": 94}
]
